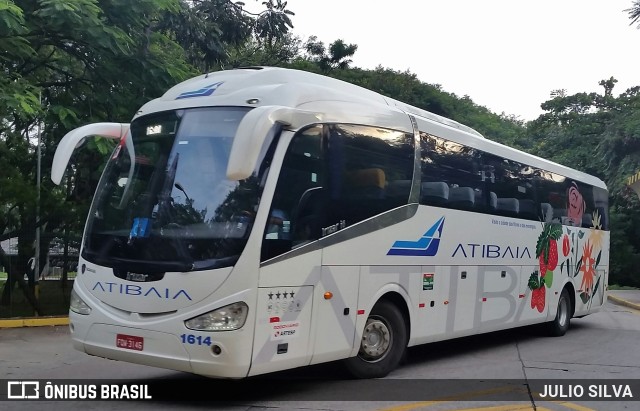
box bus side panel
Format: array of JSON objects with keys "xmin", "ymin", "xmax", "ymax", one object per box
[
  {"xmin": 411, "ymin": 265, "xmax": 451, "ymax": 345},
  {"xmin": 250, "ymin": 249, "xmax": 322, "ymax": 376},
  {"xmin": 582, "ymin": 230, "xmax": 610, "ymax": 314},
  {"xmin": 518, "ymin": 265, "xmax": 552, "ymax": 324},
  {"xmin": 574, "ymin": 268, "xmax": 608, "ymax": 315},
  {"xmin": 249, "ymin": 285, "xmax": 313, "ymax": 376},
  {"xmin": 592, "ymin": 268, "xmax": 607, "ymax": 309},
  {"xmin": 479, "ymin": 265, "xmax": 522, "ymax": 333},
  {"xmin": 258, "ymin": 249, "xmax": 322, "ymax": 288},
  {"xmin": 353, "ymin": 265, "xmax": 418, "ymax": 355},
  {"xmin": 450, "ymin": 265, "xmax": 478, "ymax": 335},
  {"xmin": 309, "ymin": 266, "xmax": 360, "ymax": 365}
]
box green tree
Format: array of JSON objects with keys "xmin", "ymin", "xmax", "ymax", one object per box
[
  {"xmin": 0, "ymin": 0, "xmax": 298, "ymax": 315},
  {"xmin": 225, "ymin": 32, "xmax": 302, "ymax": 67},
  {"xmin": 303, "ymin": 36, "xmax": 358, "ymax": 72},
  {"xmin": 1, "ymin": 0, "xmax": 190, "ymax": 312},
  {"xmin": 160, "ymin": 0, "xmax": 296, "ymax": 71},
  {"xmin": 302, "ymin": 64, "xmax": 527, "ymax": 148},
  {"xmin": 528, "ymin": 79, "xmax": 640, "ymax": 286}
]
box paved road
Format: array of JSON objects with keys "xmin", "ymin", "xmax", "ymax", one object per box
[{"xmin": 1, "ymin": 294, "xmax": 639, "ymax": 410}]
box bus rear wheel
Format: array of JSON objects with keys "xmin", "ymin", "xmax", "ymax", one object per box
[
  {"xmin": 344, "ymin": 300, "xmax": 407, "ymax": 379},
  {"xmin": 547, "ymin": 288, "xmax": 571, "ymax": 336}
]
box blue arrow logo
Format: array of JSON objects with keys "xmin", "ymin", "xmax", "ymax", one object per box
[
  {"xmin": 176, "ymin": 81, "xmax": 224, "ymax": 99},
  {"xmin": 387, "ymin": 217, "xmax": 445, "ymax": 256}
]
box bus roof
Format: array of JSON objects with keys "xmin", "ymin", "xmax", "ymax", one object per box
[
  {"xmin": 136, "ymin": 66, "xmax": 483, "ymax": 137},
  {"xmin": 136, "ymin": 66, "xmax": 606, "ymax": 190}
]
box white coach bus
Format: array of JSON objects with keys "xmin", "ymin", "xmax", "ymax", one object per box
[{"xmin": 51, "ymin": 67, "xmax": 609, "ymax": 379}]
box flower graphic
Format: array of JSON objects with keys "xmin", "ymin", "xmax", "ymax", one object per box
[
  {"xmin": 567, "ymin": 182, "xmax": 585, "ymax": 226},
  {"xmin": 589, "ymin": 210, "xmax": 604, "ymax": 251},
  {"xmin": 591, "ymin": 210, "xmax": 602, "ymax": 229},
  {"xmin": 579, "ymin": 240, "xmax": 596, "ymax": 294}
]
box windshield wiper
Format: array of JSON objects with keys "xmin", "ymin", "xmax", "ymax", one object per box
[{"xmin": 86, "ymin": 252, "xmax": 194, "ymax": 273}]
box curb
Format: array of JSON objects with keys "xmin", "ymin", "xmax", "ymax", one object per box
[
  {"xmin": 0, "ymin": 317, "xmax": 69, "ymax": 329},
  {"xmin": 608, "ymin": 294, "xmax": 640, "ymax": 311}
]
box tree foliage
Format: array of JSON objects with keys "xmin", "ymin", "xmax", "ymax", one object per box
[
  {"xmin": 2, "ymin": 0, "xmax": 640, "ymax": 318},
  {"xmin": 0, "ymin": 0, "xmax": 296, "ymax": 313},
  {"xmin": 303, "ymin": 36, "xmax": 358, "ymax": 72},
  {"xmin": 527, "ymin": 79, "xmax": 640, "ymax": 286}
]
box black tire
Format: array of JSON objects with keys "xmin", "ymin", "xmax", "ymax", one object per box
[
  {"xmin": 547, "ymin": 288, "xmax": 571, "ymax": 337},
  {"xmin": 344, "ymin": 300, "xmax": 407, "ymax": 379}
]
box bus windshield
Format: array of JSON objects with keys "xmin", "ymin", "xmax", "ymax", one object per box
[{"xmin": 82, "ymin": 107, "xmax": 260, "ymax": 273}]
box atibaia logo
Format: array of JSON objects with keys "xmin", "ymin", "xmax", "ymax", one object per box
[
  {"xmin": 387, "ymin": 217, "xmax": 445, "ymax": 256},
  {"xmin": 176, "ymin": 81, "xmax": 224, "ymax": 99}
]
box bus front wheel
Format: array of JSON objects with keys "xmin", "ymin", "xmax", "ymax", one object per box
[
  {"xmin": 344, "ymin": 300, "xmax": 407, "ymax": 379},
  {"xmin": 547, "ymin": 288, "xmax": 571, "ymax": 336}
]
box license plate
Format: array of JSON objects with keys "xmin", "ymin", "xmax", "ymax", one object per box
[{"xmin": 116, "ymin": 334, "xmax": 144, "ymax": 351}]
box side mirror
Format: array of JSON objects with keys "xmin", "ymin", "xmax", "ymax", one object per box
[
  {"xmin": 227, "ymin": 106, "xmax": 319, "ymax": 181},
  {"xmin": 51, "ymin": 123, "xmax": 130, "ymax": 185}
]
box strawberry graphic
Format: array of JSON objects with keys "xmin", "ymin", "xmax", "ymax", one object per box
[
  {"xmin": 538, "ymin": 254, "xmax": 547, "ymax": 278},
  {"xmin": 547, "ymin": 239, "xmax": 558, "ymax": 271},
  {"xmin": 528, "ymin": 271, "xmax": 546, "ymax": 313},
  {"xmin": 531, "ymin": 286, "xmax": 546, "ymax": 313},
  {"xmin": 562, "ymin": 234, "xmax": 570, "ymax": 257},
  {"xmin": 536, "ymin": 223, "xmax": 562, "ymax": 282}
]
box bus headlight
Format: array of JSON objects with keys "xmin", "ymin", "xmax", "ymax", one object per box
[
  {"xmin": 70, "ymin": 289, "xmax": 91, "ymax": 315},
  {"xmin": 185, "ymin": 302, "xmax": 249, "ymax": 331}
]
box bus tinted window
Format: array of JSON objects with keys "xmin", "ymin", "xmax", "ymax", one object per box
[
  {"xmin": 419, "ymin": 132, "xmax": 609, "ymax": 229},
  {"xmin": 327, "ymin": 124, "xmax": 414, "ymax": 225},
  {"xmin": 262, "ymin": 124, "xmax": 414, "ymax": 262},
  {"xmin": 420, "ymin": 133, "xmax": 481, "ymax": 211},
  {"xmin": 483, "ymin": 154, "xmax": 538, "ymax": 220}
]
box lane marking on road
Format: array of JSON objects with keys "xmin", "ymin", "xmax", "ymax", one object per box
[
  {"xmin": 379, "ymin": 402, "xmax": 596, "ymax": 411},
  {"xmin": 551, "ymin": 402, "xmax": 597, "ymax": 411},
  {"xmin": 376, "ymin": 386, "xmax": 521, "ymax": 411},
  {"xmin": 377, "ymin": 385, "xmax": 598, "ymax": 411},
  {"xmin": 446, "ymin": 405, "xmax": 543, "ymax": 411}
]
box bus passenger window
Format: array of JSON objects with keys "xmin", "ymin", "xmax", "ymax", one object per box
[
  {"xmin": 421, "ymin": 182, "xmax": 449, "ymax": 206},
  {"xmin": 448, "ymin": 186, "xmax": 475, "ymax": 210},
  {"xmin": 496, "ymin": 198, "xmax": 519, "ymax": 218},
  {"xmin": 419, "ymin": 132, "xmax": 480, "ymax": 211},
  {"xmin": 327, "ymin": 124, "xmax": 414, "ymax": 226},
  {"xmin": 344, "ymin": 168, "xmax": 386, "ymax": 200},
  {"xmin": 541, "ymin": 203, "xmax": 553, "ymax": 222}
]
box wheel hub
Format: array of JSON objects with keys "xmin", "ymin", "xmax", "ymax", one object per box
[{"xmin": 360, "ymin": 318, "xmax": 391, "ymax": 360}]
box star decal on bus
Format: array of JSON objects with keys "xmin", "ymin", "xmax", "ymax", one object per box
[{"xmin": 387, "ymin": 217, "xmax": 445, "ymax": 256}]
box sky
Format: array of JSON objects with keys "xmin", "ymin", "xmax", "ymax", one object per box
[{"xmin": 248, "ymin": 0, "xmax": 640, "ymax": 121}]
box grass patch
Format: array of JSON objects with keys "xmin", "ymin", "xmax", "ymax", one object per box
[
  {"xmin": 0, "ymin": 279, "xmax": 74, "ymax": 318},
  {"xmin": 608, "ymin": 284, "xmax": 640, "ymax": 290}
]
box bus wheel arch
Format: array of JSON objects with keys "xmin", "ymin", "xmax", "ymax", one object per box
[
  {"xmin": 547, "ymin": 283, "xmax": 574, "ymax": 337},
  {"xmin": 344, "ymin": 292, "xmax": 409, "ymax": 379}
]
